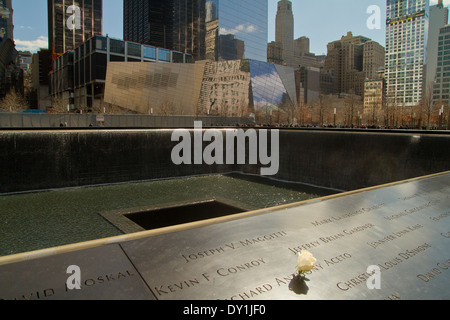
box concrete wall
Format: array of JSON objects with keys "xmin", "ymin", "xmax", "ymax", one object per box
[
  {"xmin": 0, "ymin": 114, "xmax": 251, "ymax": 128},
  {"xmin": 1, "ymin": 129, "xmax": 449, "ymax": 194},
  {"xmin": 276, "ymin": 131, "xmax": 450, "ymax": 191}
]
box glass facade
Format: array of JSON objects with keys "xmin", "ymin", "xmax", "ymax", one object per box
[
  {"xmin": 124, "ymin": 0, "xmax": 268, "ymax": 62},
  {"xmin": 104, "ymin": 59, "xmax": 296, "ymax": 117},
  {"xmin": 0, "ymin": 0, "xmax": 12, "ymax": 43},
  {"xmin": 250, "ymin": 60, "xmax": 291, "ymax": 110},
  {"xmin": 48, "ymin": 0, "xmax": 103, "ymax": 59},
  {"xmin": 385, "ymin": 0, "xmax": 429, "ymax": 107},
  {"xmin": 124, "ymin": 0, "xmax": 173, "ymax": 49},
  {"xmin": 217, "ymin": 0, "xmax": 268, "ymax": 62},
  {"xmin": 433, "ymin": 25, "xmax": 450, "ymax": 104}
]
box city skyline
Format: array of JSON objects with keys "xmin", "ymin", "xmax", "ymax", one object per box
[{"xmin": 10, "ymin": 0, "xmax": 403, "ymax": 55}]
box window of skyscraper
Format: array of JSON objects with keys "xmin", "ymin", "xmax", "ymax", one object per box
[
  {"xmin": 143, "ymin": 46, "xmax": 157, "ymax": 60},
  {"xmin": 158, "ymin": 49, "xmax": 171, "ymax": 62},
  {"xmin": 172, "ymin": 52, "xmax": 184, "ymax": 63},
  {"xmin": 110, "ymin": 39, "xmax": 125, "ymax": 54},
  {"xmin": 127, "ymin": 42, "xmax": 142, "ymax": 57},
  {"xmin": 218, "ymin": 0, "xmax": 268, "ymax": 62},
  {"xmin": 96, "ymin": 36, "xmax": 107, "ymax": 51}
]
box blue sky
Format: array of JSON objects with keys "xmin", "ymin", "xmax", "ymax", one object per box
[{"xmin": 11, "ymin": 0, "xmax": 447, "ymax": 55}]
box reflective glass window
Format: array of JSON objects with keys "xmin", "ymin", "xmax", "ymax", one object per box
[
  {"xmin": 127, "ymin": 42, "xmax": 142, "ymax": 57},
  {"xmin": 170, "ymin": 0, "xmax": 267, "ymax": 62},
  {"xmin": 173, "ymin": 52, "xmax": 184, "ymax": 63},
  {"xmin": 218, "ymin": 0, "xmax": 268, "ymax": 62},
  {"xmin": 143, "ymin": 46, "xmax": 157, "ymax": 59},
  {"xmin": 96, "ymin": 36, "xmax": 107, "ymax": 51},
  {"xmin": 249, "ymin": 59, "xmax": 289, "ymax": 110},
  {"xmin": 110, "ymin": 39, "xmax": 125, "ymax": 54},
  {"xmin": 158, "ymin": 49, "xmax": 171, "ymax": 62}
]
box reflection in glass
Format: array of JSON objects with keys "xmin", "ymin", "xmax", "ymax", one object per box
[
  {"xmin": 158, "ymin": 49, "xmax": 171, "ymax": 62},
  {"xmin": 197, "ymin": 60, "xmax": 252, "ymax": 116},
  {"xmin": 171, "ymin": 0, "xmax": 267, "ymax": 62},
  {"xmin": 106, "ymin": 58, "xmax": 297, "ymax": 119},
  {"xmin": 96, "ymin": 36, "xmax": 107, "ymax": 51},
  {"xmin": 110, "ymin": 38, "xmax": 125, "ymax": 54},
  {"xmin": 172, "ymin": 52, "xmax": 185, "ymax": 63},
  {"xmin": 249, "ymin": 59, "xmax": 292, "ymax": 112},
  {"xmin": 127, "ymin": 42, "xmax": 142, "ymax": 57},
  {"xmin": 218, "ymin": 0, "xmax": 268, "ymax": 62},
  {"xmin": 143, "ymin": 46, "xmax": 157, "ymax": 60}
]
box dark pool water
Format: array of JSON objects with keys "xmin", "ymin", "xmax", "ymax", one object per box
[{"xmin": 0, "ymin": 174, "xmax": 336, "ymax": 257}]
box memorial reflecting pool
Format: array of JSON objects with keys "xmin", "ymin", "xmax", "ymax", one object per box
[{"xmin": 0, "ymin": 174, "xmax": 336, "ymax": 257}]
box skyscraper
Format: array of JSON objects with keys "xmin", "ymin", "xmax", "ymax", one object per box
[
  {"xmin": 431, "ymin": 24, "xmax": 450, "ymax": 105},
  {"xmin": 123, "ymin": 0, "xmax": 173, "ymax": 50},
  {"xmin": 322, "ymin": 32, "xmax": 371, "ymax": 97},
  {"xmin": 426, "ymin": 0, "xmax": 448, "ymax": 95},
  {"xmin": 48, "ymin": 0, "xmax": 103, "ymax": 59},
  {"xmin": 271, "ymin": 1, "xmax": 326, "ymax": 70},
  {"xmin": 363, "ymin": 40, "xmax": 386, "ymax": 80},
  {"xmin": 275, "ymin": 0, "xmax": 294, "ymax": 65},
  {"xmin": 123, "ymin": 0, "xmax": 268, "ymax": 62},
  {"xmin": 385, "ymin": 0, "xmax": 429, "ymax": 107},
  {"xmin": 0, "ymin": 0, "xmax": 13, "ymax": 43}
]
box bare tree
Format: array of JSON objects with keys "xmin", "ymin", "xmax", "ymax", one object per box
[
  {"xmin": 0, "ymin": 89, "xmax": 28, "ymax": 112},
  {"xmin": 50, "ymin": 95, "xmax": 69, "ymax": 113},
  {"xmin": 158, "ymin": 99, "xmax": 176, "ymax": 116},
  {"xmin": 91, "ymin": 98, "xmax": 103, "ymax": 114},
  {"xmin": 312, "ymin": 94, "xmax": 330, "ymax": 127},
  {"xmin": 343, "ymin": 90, "xmax": 362, "ymax": 128},
  {"xmin": 237, "ymin": 98, "xmax": 249, "ymax": 119},
  {"xmin": 421, "ymin": 84, "xmax": 436, "ymax": 130},
  {"xmin": 295, "ymin": 100, "xmax": 309, "ymax": 127},
  {"xmin": 77, "ymin": 99, "xmax": 89, "ymax": 114}
]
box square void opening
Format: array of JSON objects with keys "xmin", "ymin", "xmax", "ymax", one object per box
[{"xmin": 124, "ymin": 200, "xmax": 246, "ymax": 230}]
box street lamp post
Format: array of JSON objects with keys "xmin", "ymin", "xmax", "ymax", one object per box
[{"xmin": 334, "ymin": 108, "xmax": 336, "ymax": 128}]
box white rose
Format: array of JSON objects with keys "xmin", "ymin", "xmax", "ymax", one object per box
[{"xmin": 297, "ymin": 250, "xmax": 317, "ymax": 274}]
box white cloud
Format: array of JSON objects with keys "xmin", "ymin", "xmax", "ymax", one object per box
[
  {"xmin": 251, "ymin": 70, "xmax": 286, "ymax": 107},
  {"xmin": 14, "ymin": 36, "xmax": 48, "ymax": 53},
  {"xmin": 431, "ymin": 0, "xmax": 450, "ymax": 5},
  {"xmin": 219, "ymin": 23, "xmax": 258, "ymax": 36}
]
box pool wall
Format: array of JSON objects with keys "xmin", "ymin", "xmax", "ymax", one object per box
[{"xmin": 1, "ymin": 129, "xmax": 450, "ymax": 194}]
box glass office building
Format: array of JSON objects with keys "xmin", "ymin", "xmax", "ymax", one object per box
[
  {"xmin": 433, "ymin": 24, "xmax": 450, "ymax": 104},
  {"xmin": 123, "ymin": 0, "xmax": 268, "ymax": 62},
  {"xmin": 48, "ymin": 0, "xmax": 103, "ymax": 59},
  {"xmin": 385, "ymin": 0, "xmax": 429, "ymax": 107},
  {"xmin": 124, "ymin": 0, "xmax": 173, "ymax": 49},
  {"xmin": 0, "ymin": 0, "xmax": 13, "ymax": 43},
  {"xmin": 51, "ymin": 35, "xmax": 192, "ymax": 110},
  {"xmin": 209, "ymin": 0, "xmax": 268, "ymax": 62}
]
